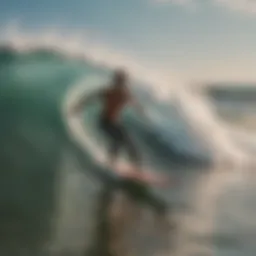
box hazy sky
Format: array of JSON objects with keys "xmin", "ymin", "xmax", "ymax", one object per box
[{"xmin": 1, "ymin": 0, "xmax": 256, "ymax": 82}]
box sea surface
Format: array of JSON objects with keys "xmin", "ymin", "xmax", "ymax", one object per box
[{"xmin": 0, "ymin": 43, "xmax": 255, "ymax": 256}]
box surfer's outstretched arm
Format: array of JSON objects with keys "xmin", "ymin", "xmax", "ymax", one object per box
[{"xmin": 69, "ymin": 88, "xmax": 106, "ymax": 115}]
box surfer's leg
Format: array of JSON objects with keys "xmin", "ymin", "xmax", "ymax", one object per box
[
  {"xmin": 104, "ymin": 123, "xmax": 132, "ymax": 166},
  {"xmin": 108, "ymin": 126, "xmax": 124, "ymax": 166},
  {"xmin": 99, "ymin": 118, "xmax": 121, "ymax": 166},
  {"xmin": 120, "ymin": 127, "xmax": 141, "ymax": 169}
]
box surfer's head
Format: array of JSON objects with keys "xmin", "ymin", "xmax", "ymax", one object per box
[{"xmin": 113, "ymin": 69, "xmax": 128, "ymax": 88}]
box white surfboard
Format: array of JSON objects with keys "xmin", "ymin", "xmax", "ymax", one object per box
[{"xmin": 109, "ymin": 162, "xmax": 172, "ymax": 188}]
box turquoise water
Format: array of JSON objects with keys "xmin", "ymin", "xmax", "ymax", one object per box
[{"xmin": 0, "ymin": 46, "xmax": 255, "ymax": 256}]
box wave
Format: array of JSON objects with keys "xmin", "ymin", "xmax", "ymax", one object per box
[
  {"xmin": 1, "ymin": 34, "xmax": 255, "ymax": 169},
  {"xmin": 1, "ymin": 26, "xmax": 256, "ymax": 256},
  {"xmin": 2, "ymin": 24, "xmax": 256, "ymax": 166},
  {"xmin": 0, "ymin": 44, "xmax": 209, "ymax": 165}
]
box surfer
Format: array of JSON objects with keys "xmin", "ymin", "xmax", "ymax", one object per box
[
  {"xmin": 71, "ymin": 69, "xmax": 146, "ymax": 170},
  {"xmin": 70, "ymin": 70, "xmax": 174, "ymax": 256}
]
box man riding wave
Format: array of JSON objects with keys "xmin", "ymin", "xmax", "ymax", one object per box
[{"xmin": 71, "ymin": 69, "xmax": 145, "ymax": 171}]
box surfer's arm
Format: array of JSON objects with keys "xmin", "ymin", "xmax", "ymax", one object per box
[{"xmin": 69, "ymin": 89, "xmax": 106, "ymax": 115}]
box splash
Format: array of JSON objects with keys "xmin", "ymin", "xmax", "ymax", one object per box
[{"xmin": 175, "ymin": 86, "xmax": 250, "ymax": 169}]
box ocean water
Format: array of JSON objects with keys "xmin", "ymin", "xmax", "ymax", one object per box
[{"xmin": 0, "ymin": 41, "xmax": 256, "ymax": 256}]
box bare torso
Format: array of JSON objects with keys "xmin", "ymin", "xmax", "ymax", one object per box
[{"xmin": 102, "ymin": 88, "xmax": 130, "ymax": 122}]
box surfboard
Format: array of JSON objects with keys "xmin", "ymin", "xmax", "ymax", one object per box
[{"xmin": 109, "ymin": 162, "xmax": 172, "ymax": 188}]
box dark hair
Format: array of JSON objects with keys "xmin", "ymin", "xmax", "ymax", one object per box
[{"xmin": 113, "ymin": 69, "xmax": 128, "ymax": 81}]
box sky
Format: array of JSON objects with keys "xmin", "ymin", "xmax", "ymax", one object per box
[{"xmin": 1, "ymin": 0, "xmax": 256, "ymax": 83}]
